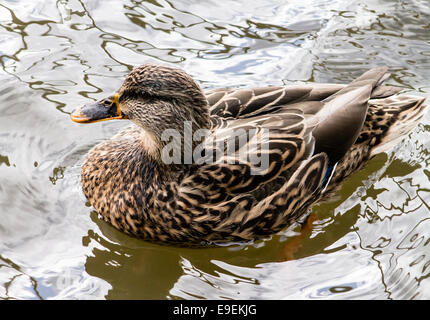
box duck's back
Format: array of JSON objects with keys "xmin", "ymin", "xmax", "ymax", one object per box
[{"xmin": 205, "ymin": 69, "xmax": 427, "ymax": 201}]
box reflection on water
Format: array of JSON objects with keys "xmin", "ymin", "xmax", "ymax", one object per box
[
  {"xmin": 170, "ymin": 147, "xmax": 430, "ymax": 300},
  {"xmin": 0, "ymin": 0, "xmax": 429, "ymax": 299}
]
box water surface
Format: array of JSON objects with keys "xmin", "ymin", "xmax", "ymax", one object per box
[{"xmin": 0, "ymin": 0, "xmax": 429, "ymax": 299}]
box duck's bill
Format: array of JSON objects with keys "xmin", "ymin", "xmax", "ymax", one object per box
[{"xmin": 70, "ymin": 94, "xmax": 128, "ymax": 123}]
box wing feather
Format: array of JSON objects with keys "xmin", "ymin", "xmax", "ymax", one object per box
[{"xmin": 179, "ymin": 108, "xmax": 314, "ymax": 204}]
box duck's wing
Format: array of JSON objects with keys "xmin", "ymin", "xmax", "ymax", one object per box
[
  {"xmin": 182, "ymin": 67, "xmax": 394, "ymax": 204},
  {"xmin": 206, "ymin": 84, "xmax": 343, "ymax": 122},
  {"xmin": 180, "ymin": 108, "xmax": 317, "ymax": 204},
  {"xmin": 206, "ymin": 82, "xmax": 401, "ymax": 125},
  {"xmin": 170, "ymin": 110, "xmax": 328, "ymax": 243}
]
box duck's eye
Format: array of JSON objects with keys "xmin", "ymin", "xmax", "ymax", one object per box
[{"xmin": 101, "ymin": 99, "xmax": 113, "ymax": 107}]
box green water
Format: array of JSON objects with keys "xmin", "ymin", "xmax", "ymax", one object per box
[{"xmin": 0, "ymin": 0, "xmax": 429, "ymax": 299}]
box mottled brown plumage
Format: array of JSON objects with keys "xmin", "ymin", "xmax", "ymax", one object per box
[{"xmin": 72, "ymin": 64, "xmax": 427, "ymax": 245}]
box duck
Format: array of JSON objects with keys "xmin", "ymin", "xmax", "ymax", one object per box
[{"xmin": 71, "ymin": 64, "xmax": 427, "ymax": 245}]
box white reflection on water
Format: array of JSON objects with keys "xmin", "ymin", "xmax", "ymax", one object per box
[{"xmin": 172, "ymin": 232, "xmax": 385, "ymax": 299}]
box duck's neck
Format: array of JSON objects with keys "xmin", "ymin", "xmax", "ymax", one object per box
[
  {"xmin": 136, "ymin": 102, "xmax": 211, "ymax": 167},
  {"xmin": 137, "ymin": 127, "xmax": 163, "ymax": 160},
  {"xmin": 134, "ymin": 123, "xmax": 202, "ymax": 185}
]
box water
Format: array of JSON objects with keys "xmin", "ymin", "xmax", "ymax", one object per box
[{"xmin": 0, "ymin": 0, "xmax": 429, "ymax": 300}]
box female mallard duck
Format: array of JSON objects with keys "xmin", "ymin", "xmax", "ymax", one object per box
[{"xmin": 71, "ymin": 64, "xmax": 427, "ymax": 245}]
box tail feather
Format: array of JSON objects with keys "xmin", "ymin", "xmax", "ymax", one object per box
[
  {"xmin": 370, "ymin": 85, "xmax": 402, "ymax": 99},
  {"xmin": 312, "ymin": 67, "xmax": 390, "ymax": 165},
  {"xmin": 349, "ymin": 66, "xmax": 389, "ymax": 87},
  {"xmin": 322, "ymin": 94, "xmax": 426, "ymax": 198},
  {"xmin": 367, "ymin": 95, "xmax": 427, "ymax": 156}
]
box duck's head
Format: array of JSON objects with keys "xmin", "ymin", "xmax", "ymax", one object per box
[{"xmin": 71, "ymin": 64, "xmax": 210, "ymax": 157}]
